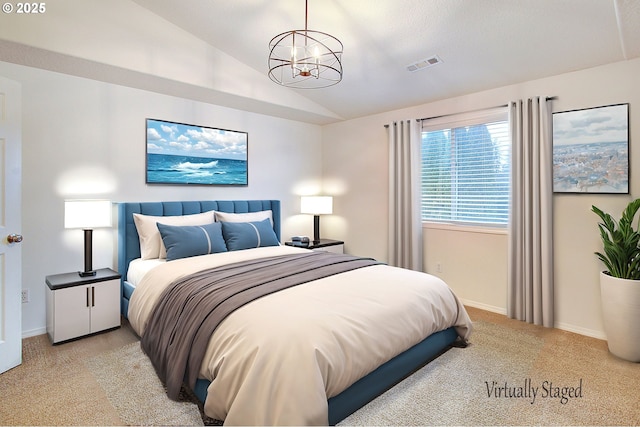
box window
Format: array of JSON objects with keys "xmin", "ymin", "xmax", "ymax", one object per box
[{"xmin": 420, "ymin": 108, "xmax": 510, "ymax": 226}]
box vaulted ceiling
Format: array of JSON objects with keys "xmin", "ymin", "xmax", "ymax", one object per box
[{"xmin": 1, "ymin": 0, "xmax": 638, "ymax": 124}]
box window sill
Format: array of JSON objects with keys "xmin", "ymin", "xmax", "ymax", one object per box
[{"xmin": 422, "ymin": 221, "xmax": 507, "ymax": 235}]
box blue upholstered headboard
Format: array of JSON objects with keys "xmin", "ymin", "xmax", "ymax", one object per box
[{"xmin": 117, "ymin": 200, "xmax": 281, "ymax": 284}]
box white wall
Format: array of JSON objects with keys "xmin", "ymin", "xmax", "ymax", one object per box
[
  {"xmin": 0, "ymin": 0, "xmax": 340, "ymax": 124},
  {"xmin": 323, "ymin": 57, "xmax": 640, "ymax": 339},
  {"xmin": 0, "ymin": 61, "xmax": 323, "ymax": 337},
  {"xmin": 6, "ymin": 54, "xmax": 640, "ymax": 340},
  {"xmin": 423, "ymin": 225, "xmax": 508, "ymax": 314}
]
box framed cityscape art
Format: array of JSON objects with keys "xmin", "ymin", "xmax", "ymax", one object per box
[
  {"xmin": 146, "ymin": 118, "xmax": 248, "ymax": 186},
  {"xmin": 552, "ymin": 103, "xmax": 629, "ymax": 194}
]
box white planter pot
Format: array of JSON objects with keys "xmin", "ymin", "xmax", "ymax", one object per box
[{"xmin": 600, "ymin": 271, "xmax": 640, "ymax": 362}]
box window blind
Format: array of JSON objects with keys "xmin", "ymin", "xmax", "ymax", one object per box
[{"xmin": 420, "ymin": 108, "xmax": 509, "ymax": 226}]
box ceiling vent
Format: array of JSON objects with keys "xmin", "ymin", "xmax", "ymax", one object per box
[{"xmin": 406, "ymin": 55, "xmax": 443, "ymax": 72}]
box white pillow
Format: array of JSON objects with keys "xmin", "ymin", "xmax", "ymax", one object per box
[
  {"xmin": 133, "ymin": 210, "xmax": 216, "ymax": 259},
  {"xmin": 215, "ymin": 210, "xmax": 273, "ymax": 225}
]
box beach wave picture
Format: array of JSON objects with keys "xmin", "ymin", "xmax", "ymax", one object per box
[{"xmin": 146, "ymin": 119, "xmax": 248, "ymax": 185}]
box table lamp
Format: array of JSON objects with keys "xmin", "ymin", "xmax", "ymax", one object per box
[
  {"xmin": 64, "ymin": 200, "xmax": 112, "ymax": 277},
  {"xmin": 300, "ymin": 196, "xmax": 333, "ymax": 244}
]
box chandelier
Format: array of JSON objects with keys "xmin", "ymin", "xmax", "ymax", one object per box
[{"xmin": 268, "ymin": 0, "xmax": 343, "ymax": 89}]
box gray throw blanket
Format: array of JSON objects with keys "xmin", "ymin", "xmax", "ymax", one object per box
[{"xmin": 141, "ymin": 251, "xmax": 381, "ymax": 400}]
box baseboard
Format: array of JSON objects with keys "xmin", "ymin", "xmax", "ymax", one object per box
[
  {"xmin": 554, "ymin": 321, "xmax": 606, "ymax": 340},
  {"xmin": 462, "ymin": 298, "xmax": 607, "ymax": 341},
  {"xmin": 460, "ymin": 299, "xmax": 507, "ymax": 315},
  {"xmin": 22, "ymin": 327, "xmax": 46, "ymax": 339}
]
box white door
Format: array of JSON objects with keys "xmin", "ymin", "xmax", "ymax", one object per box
[{"xmin": 0, "ymin": 76, "xmax": 22, "ymax": 374}]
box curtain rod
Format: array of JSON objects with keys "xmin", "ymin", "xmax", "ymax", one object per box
[
  {"xmin": 416, "ymin": 97, "xmax": 557, "ymax": 122},
  {"xmin": 383, "ymin": 97, "xmax": 557, "ymax": 128},
  {"xmin": 383, "ymin": 120, "xmax": 411, "ymax": 129},
  {"xmin": 416, "ymin": 104, "xmax": 508, "ymax": 123}
]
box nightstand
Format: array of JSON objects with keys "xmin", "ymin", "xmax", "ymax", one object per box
[
  {"xmin": 45, "ymin": 268, "xmax": 121, "ymax": 344},
  {"xmin": 309, "ymin": 239, "xmax": 344, "ymax": 254}
]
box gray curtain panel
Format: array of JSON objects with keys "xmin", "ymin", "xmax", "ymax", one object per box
[
  {"xmin": 387, "ymin": 120, "xmax": 423, "ymax": 271},
  {"xmin": 508, "ymin": 97, "xmax": 554, "ymax": 327}
]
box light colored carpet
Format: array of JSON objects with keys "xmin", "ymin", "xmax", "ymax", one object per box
[
  {"xmin": 339, "ymin": 320, "xmax": 640, "ymax": 426},
  {"xmin": 0, "ymin": 330, "xmax": 136, "ymax": 426},
  {"xmin": 85, "ymin": 342, "xmax": 204, "ymax": 426},
  {"xmin": 2, "ymin": 310, "xmax": 638, "ymax": 426}
]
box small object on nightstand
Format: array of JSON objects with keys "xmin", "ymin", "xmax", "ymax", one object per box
[
  {"xmin": 45, "ymin": 268, "xmax": 121, "ymax": 344},
  {"xmin": 286, "ymin": 236, "xmax": 310, "ymax": 248}
]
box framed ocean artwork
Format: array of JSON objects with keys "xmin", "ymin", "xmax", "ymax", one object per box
[
  {"xmin": 552, "ymin": 103, "xmax": 629, "ymax": 194},
  {"xmin": 146, "ymin": 118, "xmax": 248, "ymax": 186}
]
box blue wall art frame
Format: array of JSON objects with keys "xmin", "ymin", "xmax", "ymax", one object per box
[
  {"xmin": 146, "ymin": 118, "xmax": 248, "ymax": 186},
  {"xmin": 552, "ymin": 103, "xmax": 629, "ymax": 194}
]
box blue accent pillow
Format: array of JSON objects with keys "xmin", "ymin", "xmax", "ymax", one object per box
[
  {"xmin": 157, "ymin": 222, "xmax": 227, "ymax": 261},
  {"xmin": 221, "ymin": 218, "xmax": 280, "ymax": 251}
]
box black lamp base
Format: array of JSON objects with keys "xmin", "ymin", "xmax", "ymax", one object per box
[
  {"xmin": 80, "ymin": 228, "xmax": 96, "ymax": 278},
  {"xmin": 313, "ymin": 214, "xmax": 321, "ymax": 244},
  {"xmin": 78, "ymin": 270, "xmax": 97, "ymax": 277}
]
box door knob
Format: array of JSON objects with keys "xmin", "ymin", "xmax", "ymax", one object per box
[{"xmin": 7, "ymin": 234, "xmax": 23, "ymax": 244}]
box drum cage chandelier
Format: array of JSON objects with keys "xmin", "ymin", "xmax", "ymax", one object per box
[{"xmin": 268, "ymin": 0, "xmax": 343, "ymax": 89}]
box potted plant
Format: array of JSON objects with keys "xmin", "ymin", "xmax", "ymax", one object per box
[{"xmin": 592, "ymin": 199, "xmax": 640, "ymax": 362}]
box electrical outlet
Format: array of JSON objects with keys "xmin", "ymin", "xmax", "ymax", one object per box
[
  {"xmin": 436, "ymin": 262, "xmax": 442, "ymax": 273},
  {"xmin": 21, "ymin": 289, "xmax": 29, "ymax": 303}
]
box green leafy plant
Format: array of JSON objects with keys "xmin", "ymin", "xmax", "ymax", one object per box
[{"xmin": 592, "ymin": 199, "xmax": 640, "ymax": 280}]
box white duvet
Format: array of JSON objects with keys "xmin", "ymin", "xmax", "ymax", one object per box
[{"xmin": 128, "ymin": 245, "xmax": 472, "ymax": 425}]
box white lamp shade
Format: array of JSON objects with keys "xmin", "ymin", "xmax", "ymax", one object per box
[
  {"xmin": 64, "ymin": 200, "xmax": 112, "ymax": 229},
  {"xmin": 301, "ymin": 196, "xmax": 333, "ymax": 215}
]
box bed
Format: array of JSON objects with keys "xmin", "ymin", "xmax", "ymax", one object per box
[{"xmin": 117, "ymin": 199, "xmax": 472, "ymax": 425}]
